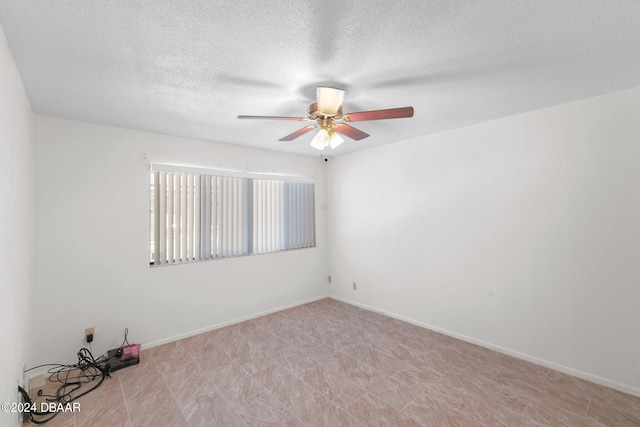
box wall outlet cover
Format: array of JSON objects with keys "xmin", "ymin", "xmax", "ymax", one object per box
[{"xmin": 85, "ymin": 327, "xmax": 95, "ymax": 342}]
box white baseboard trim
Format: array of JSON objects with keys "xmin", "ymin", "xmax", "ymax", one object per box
[
  {"xmin": 142, "ymin": 294, "xmax": 329, "ymax": 350},
  {"xmin": 329, "ymin": 295, "xmax": 640, "ymax": 398}
]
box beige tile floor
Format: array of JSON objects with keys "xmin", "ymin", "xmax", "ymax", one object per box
[{"xmin": 26, "ymin": 298, "xmax": 640, "ymax": 426}]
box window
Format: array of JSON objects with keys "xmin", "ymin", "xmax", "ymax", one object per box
[
  {"xmin": 251, "ymin": 180, "xmax": 315, "ymax": 254},
  {"xmin": 150, "ymin": 164, "xmax": 315, "ymax": 265}
]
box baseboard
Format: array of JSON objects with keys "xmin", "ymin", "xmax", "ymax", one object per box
[
  {"xmin": 329, "ymin": 295, "xmax": 640, "ymax": 398},
  {"xmin": 142, "ymin": 294, "xmax": 329, "ymax": 350}
]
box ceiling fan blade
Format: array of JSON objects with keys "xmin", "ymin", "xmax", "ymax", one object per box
[
  {"xmin": 342, "ymin": 106, "xmax": 414, "ymax": 122},
  {"xmin": 279, "ymin": 125, "xmax": 317, "ymax": 141},
  {"xmin": 237, "ymin": 115, "xmax": 309, "ymax": 121},
  {"xmin": 334, "ymin": 123, "xmax": 370, "ymax": 141}
]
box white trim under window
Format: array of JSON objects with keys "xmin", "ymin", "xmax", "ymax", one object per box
[{"xmin": 150, "ymin": 164, "xmax": 315, "ymax": 265}]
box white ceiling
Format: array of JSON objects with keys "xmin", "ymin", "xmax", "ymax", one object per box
[{"xmin": 1, "ymin": 1, "xmax": 640, "ymax": 156}]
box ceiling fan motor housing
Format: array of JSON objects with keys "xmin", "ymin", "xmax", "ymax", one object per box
[{"xmin": 308, "ymin": 102, "xmax": 342, "ymax": 120}]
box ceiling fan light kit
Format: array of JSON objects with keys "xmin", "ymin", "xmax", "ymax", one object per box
[
  {"xmin": 238, "ymin": 86, "xmax": 414, "ymax": 151},
  {"xmin": 310, "ymin": 128, "xmax": 344, "ymax": 150}
]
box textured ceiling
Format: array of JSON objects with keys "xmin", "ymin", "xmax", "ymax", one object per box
[{"xmin": 1, "ymin": 1, "xmax": 640, "ymax": 156}]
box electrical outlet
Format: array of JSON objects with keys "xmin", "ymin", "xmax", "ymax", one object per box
[
  {"xmin": 85, "ymin": 327, "xmax": 95, "ymax": 343},
  {"xmin": 328, "ymin": 275, "xmax": 332, "ymax": 283},
  {"xmin": 352, "ymin": 282, "xmax": 357, "ymax": 291}
]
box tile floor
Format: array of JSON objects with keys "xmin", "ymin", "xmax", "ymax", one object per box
[{"xmin": 27, "ymin": 298, "xmax": 640, "ymax": 426}]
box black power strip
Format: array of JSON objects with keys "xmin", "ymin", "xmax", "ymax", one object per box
[{"xmin": 104, "ymin": 348, "xmax": 139, "ymax": 372}]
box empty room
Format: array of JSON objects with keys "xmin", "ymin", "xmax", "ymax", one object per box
[{"xmin": 1, "ymin": 1, "xmax": 639, "ymax": 426}]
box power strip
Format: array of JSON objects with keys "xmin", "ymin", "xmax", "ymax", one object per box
[{"xmin": 104, "ymin": 348, "xmax": 139, "ymax": 372}]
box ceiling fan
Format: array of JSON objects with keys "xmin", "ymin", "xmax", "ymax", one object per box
[{"xmin": 237, "ymin": 87, "xmax": 414, "ymax": 150}]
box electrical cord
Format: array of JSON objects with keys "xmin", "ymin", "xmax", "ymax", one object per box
[
  {"xmin": 115, "ymin": 328, "xmax": 130, "ymax": 356},
  {"xmin": 19, "ymin": 348, "xmax": 110, "ymax": 424}
]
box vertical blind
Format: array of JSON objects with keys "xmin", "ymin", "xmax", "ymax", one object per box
[
  {"xmin": 151, "ymin": 167, "xmax": 314, "ymax": 265},
  {"xmin": 251, "ymin": 180, "xmax": 315, "ymax": 254}
]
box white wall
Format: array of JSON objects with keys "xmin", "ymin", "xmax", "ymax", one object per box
[
  {"xmin": 327, "ymin": 87, "xmax": 640, "ymax": 396},
  {"xmin": 0, "ymin": 24, "xmax": 34, "ymax": 427},
  {"xmin": 32, "ymin": 116, "xmax": 329, "ymax": 367}
]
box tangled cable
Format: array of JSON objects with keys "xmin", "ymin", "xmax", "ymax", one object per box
[{"xmin": 18, "ymin": 348, "xmax": 109, "ymax": 424}]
